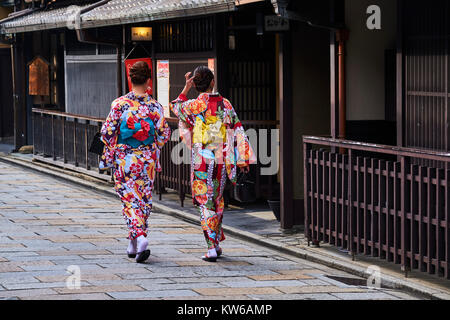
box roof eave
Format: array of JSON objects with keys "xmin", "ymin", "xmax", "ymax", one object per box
[
  {"xmin": 1, "ymin": 2, "xmax": 236, "ymax": 34},
  {"xmin": 81, "ymin": 3, "xmax": 236, "ymax": 29}
]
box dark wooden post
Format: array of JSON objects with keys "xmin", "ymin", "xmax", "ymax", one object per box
[
  {"xmin": 278, "ymin": 32, "xmax": 294, "ymax": 230},
  {"xmin": 11, "ymin": 33, "xmax": 27, "ymax": 150}
]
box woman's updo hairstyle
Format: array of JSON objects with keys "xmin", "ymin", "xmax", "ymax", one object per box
[
  {"xmin": 129, "ymin": 61, "xmax": 151, "ymax": 85},
  {"xmin": 193, "ymin": 66, "xmax": 214, "ymax": 93}
]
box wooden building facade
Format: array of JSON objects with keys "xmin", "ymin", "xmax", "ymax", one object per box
[
  {"xmin": 1, "ymin": 0, "xmax": 301, "ymax": 223},
  {"xmin": 298, "ymin": 0, "xmax": 450, "ymax": 280},
  {"xmin": 0, "ymin": 0, "xmax": 14, "ymax": 140}
]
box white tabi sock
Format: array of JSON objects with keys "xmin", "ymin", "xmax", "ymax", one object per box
[
  {"xmin": 207, "ymin": 248, "xmax": 217, "ymax": 258},
  {"xmin": 136, "ymin": 235, "xmax": 148, "ymax": 253},
  {"xmin": 127, "ymin": 239, "xmax": 137, "ymax": 254}
]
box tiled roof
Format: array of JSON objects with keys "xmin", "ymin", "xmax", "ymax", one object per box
[
  {"xmin": 82, "ymin": 0, "xmax": 236, "ymax": 28},
  {"xmin": 0, "ymin": 4, "xmax": 92, "ymax": 33},
  {"xmin": 0, "ymin": 0, "xmax": 237, "ymax": 34}
]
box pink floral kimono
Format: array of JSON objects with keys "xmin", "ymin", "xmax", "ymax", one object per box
[
  {"xmin": 100, "ymin": 91, "xmax": 171, "ymax": 240},
  {"xmin": 170, "ymin": 92, "xmax": 256, "ymax": 249}
]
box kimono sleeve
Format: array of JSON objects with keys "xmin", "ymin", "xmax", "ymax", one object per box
[
  {"xmin": 170, "ymin": 94, "xmax": 196, "ymax": 147},
  {"xmin": 169, "ymin": 94, "xmax": 196, "ymax": 128},
  {"xmin": 154, "ymin": 102, "xmax": 171, "ymax": 148},
  {"xmin": 99, "ymin": 99, "xmax": 122, "ymax": 170},
  {"xmin": 226, "ymin": 100, "xmax": 257, "ymax": 167}
]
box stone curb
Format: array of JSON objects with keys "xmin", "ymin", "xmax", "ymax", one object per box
[{"xmin": 1, "ymin": 154, "xmax": 449, "ymax": 300}]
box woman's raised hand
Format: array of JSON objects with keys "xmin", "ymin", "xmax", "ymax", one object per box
[{"xmin": 181, "ymin": 72, "xmax": 195, "ymax": 96}]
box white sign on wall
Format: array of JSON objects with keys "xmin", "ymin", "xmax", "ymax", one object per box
[
  {"xmin": 265, "ymin": 15, "xmax": 290, "ymax": 32},
  {"xmin": 157, "ymin": 60, "xmax": 170, "ymax": 117}
]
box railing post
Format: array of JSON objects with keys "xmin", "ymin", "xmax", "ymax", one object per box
[
  {"xmin": 158, "ymin": 171, "xmax": 163, "ymax": 201},
  {"xmin": 348, "ymin": 148, "xmax": 355, "ymax": 260},
  {"xmin": 400, "ymin": 155, "xmax": 410, "ymax": 277},
  {"xmin": 85, "ymin": 120, "xmax": 90, "ymax": 170},
  {"xmin": 445, "ymin": 167, "xmax": 450, "ymax": 279},
  {"xmin": 97, "ymin": 122, "xmax": 102, "ymax": 173},
  {"xmin": 51, "ymin": 115, "xmax": 56, "ymax": 160},
  {"xmin": 303, "ymin": 140, "xmax": 312, "ymax": 245},
  {"xmin": 62, "ymin": 117, "xmax": 67, "ymax": 163},
  {"xmin": 32, "ymin": 112, "xmax": 37, "ymax": 155},
  {"xmin": 41, "ymin": 112, "xmax": 44, "ymax": 156},
  {"xmin": 178, "ymin": 157, "xmax": 185, "ymax": 207},
  {"xmin": 73, "ymin": 118, "xmax": 78, "ymax": 167}
]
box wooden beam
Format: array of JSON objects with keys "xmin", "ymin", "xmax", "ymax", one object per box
[
  {"xmin": 11, "ymin": 33, "xmax": 27, "ymax": 150},
  {"xmin": 278, "ymin": 32, "xmax": 294, "ymax": 229}
]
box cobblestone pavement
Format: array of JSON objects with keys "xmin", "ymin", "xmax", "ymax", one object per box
[{"xmin": 0, "ymin": 161, "xmax": 423, "ymax": 300}]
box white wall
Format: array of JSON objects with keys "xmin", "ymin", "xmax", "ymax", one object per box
[{"xmin": 345, "ymin": 0, "xmax": 397, "ymax": 120}]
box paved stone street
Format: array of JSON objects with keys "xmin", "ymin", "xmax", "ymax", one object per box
[{"xmin": 0, "ymin": 161, "xmax": 422, "ymax": 300}]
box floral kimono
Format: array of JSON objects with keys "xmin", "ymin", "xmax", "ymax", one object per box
[
  {"xmin": 170, "ymin": 92, "xmax": 256, "ymax": 249},
  {"xmin": 100, "ymin": 91, "xmax": 171, "ymax": 240}
]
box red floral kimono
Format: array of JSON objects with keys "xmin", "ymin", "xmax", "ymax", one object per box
[
  {"xmin": 100, "ymin": 91, "xmax": 171, "ymax": 240},
  {"xmin": 170, "ymin": 92, "xmax": 256, "ymax": 249}
]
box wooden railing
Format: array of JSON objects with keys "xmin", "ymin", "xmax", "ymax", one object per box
[
  {"xmin": 32, "ymin": 108, "xmax": 279, "ymax": 206},
  {"xmin": 303, "ymin": 135, "xmax": 450, "ymax": 279},
  {"xmin": 32, "ymin": 108, "xmax": 109, "ymax": 180},
  {"xmin": 158, "ymin": 117, "xmax": 279, "ymax": 206}
]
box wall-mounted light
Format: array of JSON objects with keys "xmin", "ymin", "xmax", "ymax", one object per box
[{"xmin": 131, "ymin": 27, "xmax": 152, "ymax": 42}]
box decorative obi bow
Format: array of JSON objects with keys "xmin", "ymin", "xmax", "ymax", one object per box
[
  {"xmin": 118, "ymin": 111, "xmax": 155, "ymax": 148},
  {"xmin": 193, "ymin": 115, "xmax": 226, "ymax": 146}
]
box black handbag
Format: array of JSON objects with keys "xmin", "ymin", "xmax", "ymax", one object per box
[
  {"xmin": 89, "ymin": 132, "xmax": 105, "ymax": 155},
  {"xmin": 233, "ymin": 171, "xmax": 256, "ymax": 203}
]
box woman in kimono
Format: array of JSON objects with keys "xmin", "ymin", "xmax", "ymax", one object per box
[
  {"xmin": 170, "ymin": 66, "xmax": 256, "ymax": 262},
  {"xmin": 100, "ymin": 61, "xmax": 171, "ymax": 263}
]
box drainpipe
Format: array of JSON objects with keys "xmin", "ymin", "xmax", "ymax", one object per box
[
  {"xmin": 336, "ymin": 29, "xmax": 348, "ymax": 145},
  {"xmin": 79, "ymin": 0, "xmax": 111, "ymax": 14}
]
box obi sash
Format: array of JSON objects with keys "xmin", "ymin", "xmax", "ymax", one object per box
[{"xmin": 117, "ymin": 110, "xmax": 155, "ymax": 148}]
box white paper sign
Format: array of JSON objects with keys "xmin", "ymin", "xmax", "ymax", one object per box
[{"xmin": 265, "ymin": 16, "xmax": 290, "ymax": 32}]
